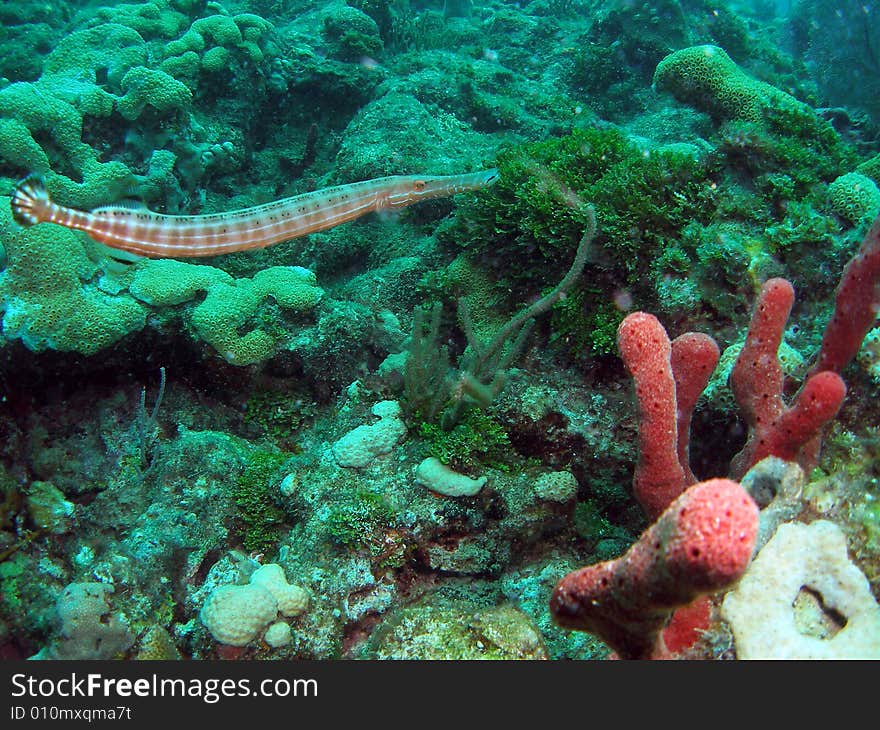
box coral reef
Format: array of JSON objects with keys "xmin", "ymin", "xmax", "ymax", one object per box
[{"xmin": 1, "ymin": 0, "xmax": 879, "ymax": 665}]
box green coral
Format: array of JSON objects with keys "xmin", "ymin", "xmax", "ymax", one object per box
[
  {"xmin": 160, "ymin": 12, "xmax": 276, "ymax": 86},
  {"xmin": 573, "ymin": 499, "xmax": 630, "ymax": 561},
  {"xmin": 859, "ymin": 496, "xmax": 880, "ymax": 552},
  {"xmin": 128, "ymin": 259, "xmax": 233, "ymax": 306},
  {"xmin": 645, "ymin": 219, "xmax": 756, "ymax": 319},
  {"xmin": 437, "ymin": 254, "xmax": 506, "ymax": 346},
  {"xmin": 191, "ymin": 15, "xmax": 243, "ymax": 47},
  {"xmin": 0, "ymin": 213, "xmax": 147, "ymax": 354},
  {"xmin": 189, "ymin": 266, "xmax": 323, "ymax": 365},
  {"xmin": 0, "ymin": 6, "xmax": 278, "ymax": 208},
  {"xmin": 0, "ymin": 220, "xmax": 323, "ymax": 362},
  {"xmin": 763, "ymin": 200, "xmax": 839, "ymax": 253},
  {"xmin": 128, "ymin": 261, "xmax": 323, "ymax": 365},
  {"xmin": 655, "ymin": 46, "xmax": 856, "ymax": 198},
  {"xmin": 117, "ymin": 66, "xmax": 193, "ymax": 120},
  {"xmin": 653, "ymin": 44, "xmax": 814, "ymax": 127},
  {"xmin": 0, "ymin": 74, "xmax": 137, "ymax": 206},
  {"xmin": 585, "ymin": 301, "xmax": 624, "ymax": 357},
  {"xmin": 651, "ymin": 243, "xmax": 702, "ymax": 311},
  {"xmin": 441, "ymin": 128, "xmax": 605, "ymax": 288},
  {"xmin": 0, "ymin": 20, "xmax": 193, "ymax": 209},
  {"xmin": 43, "ymin": 23, "xmax": 147, "ymax": 84},
  {"xmin": 88, "ymin": 1, "xmax": 189, "ymax": 41},
  {"xmin": 0, "ymin": 82, "xmax": 88, "ymax": 174}
]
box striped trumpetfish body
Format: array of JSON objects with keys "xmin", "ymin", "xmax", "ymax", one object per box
[{"xmin": 10, "ymin": 169, "xmax": 499, "ymax": 258}]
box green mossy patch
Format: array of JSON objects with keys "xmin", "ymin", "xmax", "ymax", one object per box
[{"xmin": 228, "ymin": 450, "xmax": 295, "ymax": 555}]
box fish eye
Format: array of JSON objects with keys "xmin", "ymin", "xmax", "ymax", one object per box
[{"xmin": 413, "ymin": 179, "xmax": 426, "ymax": 191}]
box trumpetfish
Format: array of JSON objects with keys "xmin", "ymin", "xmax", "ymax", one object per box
[{"xmin": 10, "ymin": 168, "xmax": 499, "ymax": 259}]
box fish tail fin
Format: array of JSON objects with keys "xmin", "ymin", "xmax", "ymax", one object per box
[{"xmin": 11, "ymin": 174, "xmax": 51, "ymax": 226}]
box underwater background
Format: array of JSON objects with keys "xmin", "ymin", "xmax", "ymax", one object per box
[{"xmin": 0, "ymin": 0, "xmax": 878, "ymax": 660}]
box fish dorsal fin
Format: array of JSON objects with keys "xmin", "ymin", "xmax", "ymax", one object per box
[{"xmin": 93, "ymin": 199, "xmax": 151, "ymax": 215}]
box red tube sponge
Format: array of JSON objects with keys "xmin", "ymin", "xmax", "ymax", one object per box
[
  {"xmin": 617, "ymin": 313, "xmax": 719, "ymax": 519},
  {"xmin": 813, "ymin": 213, "xmax": 880, "ymax": 376},
  {"xmin": 730, "ymin": 278, "xmax": 846, "ymax": 478},
  {"xmin": 550, "ymin": 478, "xmax": 758, "ymax": 659}
]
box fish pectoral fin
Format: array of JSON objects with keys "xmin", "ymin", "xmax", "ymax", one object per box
[{"xmin": 86, "ymin": 240, "xmax": 144, "ymax": 269}]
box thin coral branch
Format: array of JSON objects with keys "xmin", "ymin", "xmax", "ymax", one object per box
[
  {"xmin": 137, "ymin": 366, "xmax": 167, "ymax": 469},
  {"xmin": 440, "ymin": 207, "xmax": 597, "ymax": 428}
]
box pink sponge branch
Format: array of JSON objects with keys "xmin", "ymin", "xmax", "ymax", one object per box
[
  {"xmin": 730, "ymin": 277, "xmax": 792, "ymax": 429},
  {"xmin": 550, "ymin": 478, "xmax": 758, "ymax": 659},
  {"xmin": 671, "ymin": 332, "xmax": 720, "ymax": 482},
  {"xmin": 617, "ymin": 313, "xmax": 719, "ymax": 519},
  {"xmin": 617, "ymin": 313, "xmax": 688, "ymax": 520},
  {"xmin": 812, "ymin": 213, "xmax": 880, "ymax": 376},
  {"xmin": 772, "ymin": 371, "xmax": 847, "ymax": 458},
  {"xmin": 730, "ymin": 278, "xmax": 846, "ymax": 478}
]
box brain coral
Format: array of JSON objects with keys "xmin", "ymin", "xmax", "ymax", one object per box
[
  {"xmin": 653, "ymin": 45, "xmax": 816, "ymax": 127},
  {"xmin": 828, "ymin": 172, "xmax": 880, "ymax": 224}
]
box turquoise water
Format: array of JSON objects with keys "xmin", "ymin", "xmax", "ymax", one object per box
[{"xmin": 0, "ymin": 0, "xmax": 878, "ymax": 660}]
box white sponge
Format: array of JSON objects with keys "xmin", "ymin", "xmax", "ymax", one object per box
[
  {"xmin": 200, "ymin": 563, "xmax": 309, "ymax": 646},
  {"xmin": 332, "ymin": 400, "xmax": 407, "ymax": 468},
  {"xmin": 721, "ymin": 520, "xmax": 880, "ymax": 658},
  {"xmin": 250, "ymin": 563, "xmax": 309, "ymax": 617},
  {"xmin": 264, "ymin": 621, "xmax": 292, "ymax": 648},
  {"xmin": 415, "ymin": 457, "xmax": 486, "ymax": 497},
  {"xmin": 199, "ymin": 584, "xmax": 278, "ymax": 647}
]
